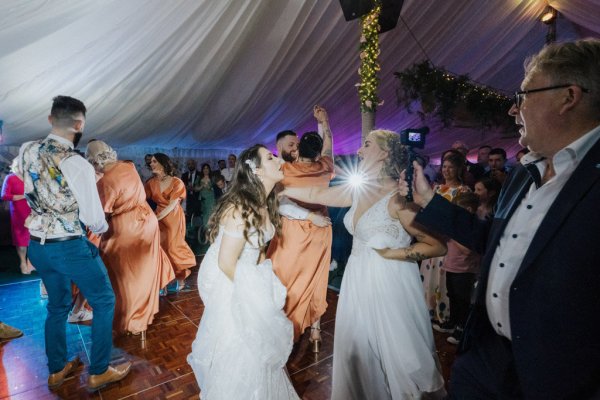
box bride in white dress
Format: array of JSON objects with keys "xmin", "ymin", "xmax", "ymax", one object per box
[
  {"xmin": 187, "ymin": 144, "xmax": 299, "ymax": 400},
  {"xmin": 282, "ymin": 130, "xmax": 447, "ymax": 399}
]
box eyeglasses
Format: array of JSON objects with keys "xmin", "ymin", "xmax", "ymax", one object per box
[{"xmin": 513, "ymin": 84, "xmax": 590, "ymax": 108}]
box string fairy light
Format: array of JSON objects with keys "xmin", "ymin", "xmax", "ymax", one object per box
[{"xmin": 357, "ymin": 2, "xmax": 382, "ymax": 113}]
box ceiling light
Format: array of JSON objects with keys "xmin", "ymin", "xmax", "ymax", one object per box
[{"xmin": 540, "ymin": 5, "xmax": 557, "ymax": 24}]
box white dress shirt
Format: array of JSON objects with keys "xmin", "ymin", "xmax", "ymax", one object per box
[
  {"xmin": 486, "ymin": 125, "xmax": 600, "ymax": 339},
  {"xmin": 221, "ymin": 167, "xmax": 234, "ymax": 183},
  {"xmin": 28, "ymin": 134, "xmax": 108, "ymax": 238}
]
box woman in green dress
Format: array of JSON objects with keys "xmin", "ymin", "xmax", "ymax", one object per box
[{"xmin": 195, "ymin": 163, "xmax": 216, "ymax": 254}]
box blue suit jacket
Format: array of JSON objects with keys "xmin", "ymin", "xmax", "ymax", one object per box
[{"xmin": 416, "ymin": 137, "xmax": 600, "ymax": 399}]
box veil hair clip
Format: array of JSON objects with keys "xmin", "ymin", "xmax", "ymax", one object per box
[{"xmin": 245, "ymin": 159, "xmax": 257, "ymax": 174}]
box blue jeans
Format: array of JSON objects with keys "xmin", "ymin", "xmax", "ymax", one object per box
[{"xmin": 29, "ymin": 237, "xmax": 115, "ymax": 375}]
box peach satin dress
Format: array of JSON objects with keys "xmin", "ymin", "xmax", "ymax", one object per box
[
  {"xmin": 267, "ymin": 157, "xmax": 334, "ymax": 340},
  {"xmin": 145, "ymin": 175, "xmax": 196, "ymax": 280},
  {"xmin": 98, "ymin": 162, "xmax": 175, "ymax": 334}
]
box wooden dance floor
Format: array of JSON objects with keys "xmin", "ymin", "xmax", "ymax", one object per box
[{"xmin": 0, "ymin": 266, "xmax": 456, "ymax": 399}]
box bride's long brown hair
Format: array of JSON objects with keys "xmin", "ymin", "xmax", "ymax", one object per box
[{"xmin": 206, "ymin": 144, "xmax": 281, "ymax": 246}]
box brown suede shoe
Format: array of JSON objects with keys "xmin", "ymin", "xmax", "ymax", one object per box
[
  {"xmin": 48, "ymin": 356, "xmax": 81, "ymax": 388},
  {"xmin": 87, "ymin": 361, "xmax": 132, "ymax": 392},
  {"xmin": 0, "ymin": 322, "xmax": 23, "ymax": 340}
]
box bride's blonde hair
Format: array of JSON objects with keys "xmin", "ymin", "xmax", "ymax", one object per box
[{"xmin": 369, "ymin": 129, "xmax": 409, "ymax": 180}]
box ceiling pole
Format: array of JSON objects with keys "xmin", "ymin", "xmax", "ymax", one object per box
[{"xmin": 358, "ymin": 2, "xmax": 382, "ymax": 144}]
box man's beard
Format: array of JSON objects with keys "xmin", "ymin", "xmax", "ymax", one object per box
[
  {"xmin": 73, "ymin": 132, "xmax": 83, "ymax": 148},
  {"xmin": 281, "ymin": 151, "xmax": 296, "ymax": 163}
]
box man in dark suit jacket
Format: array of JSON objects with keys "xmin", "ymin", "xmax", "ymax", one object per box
[
  {"xmin": 404, "ymin": 39, "xmax": 600, "ymax": 399},
  {"xmin": 181, "ymin": 159, "xmax": 200, "ymax": 220}
]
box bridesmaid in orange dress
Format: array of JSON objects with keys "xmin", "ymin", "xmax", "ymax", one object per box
[
  {"xmin": 267, "ymin": 106, "xmax": 334, "ymax": 350},
  {"xmin": 145, "ymin": 153, "xmax": 196, "ymax": 289},
  {"xmin": 86, "ymin": 141, "xmax": 175, "ymax": 337}
]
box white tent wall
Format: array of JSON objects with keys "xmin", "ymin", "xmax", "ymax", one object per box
[{"xmin": 1, "ymin": 0, "xmax": 599, "ymax": 162}]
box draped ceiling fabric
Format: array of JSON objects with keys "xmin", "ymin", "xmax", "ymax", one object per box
[{"xmin": 1, "ymin": 0, "xmax": 599, "ymax": 163}]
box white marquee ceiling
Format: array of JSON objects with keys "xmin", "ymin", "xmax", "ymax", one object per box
[{"xmin": 1, "ymin": 0, "xmax": 598, "ymax": 161}]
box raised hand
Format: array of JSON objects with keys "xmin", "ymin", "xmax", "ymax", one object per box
[{"xmin": 313, "ymin": 105, "xmax": 328, "ymax": 124}]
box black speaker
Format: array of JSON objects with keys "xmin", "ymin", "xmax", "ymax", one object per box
[
  {"xmin": 338, "ymin": 0, "xmax": 404, "ymax": 33},
  {"xmin": 339, "ymin": 0, "xmax": 375, "ymax": 21},
  {"xmin": 379, "ymin": 0, "xmax": 404, "ymax": 33}
]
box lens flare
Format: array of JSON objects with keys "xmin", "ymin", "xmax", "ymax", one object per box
[{"xmin": 347, "ymin": 172, "xmax": 365, "ymax": 187}]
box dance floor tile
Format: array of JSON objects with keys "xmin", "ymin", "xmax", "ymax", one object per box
[
  {"xmin": 122, "ymin": 372, "xmax": 199, "ymax": 400},
  {"xmin": 148, "ymin": 299, "xmax": 189, "ymax": 326},
  {"xmin": 287, "ymin": 330, "xmax": 334, "ymax": 375},
  {"xmin": 290, "ymin": 354, "xmax": 334, "ymax": 400},
  {"xmin": 171, "ymin": 296, "xmax": 205, "ymax": 321},
  {"xmin": 320, "ymin": 319, "xmax": 335, "ymax": 337},
  {"xmin": 319, "ymin": 291, "xmax": 338, "ymax": 325},
  {"xmin": 1, "ymin": 267, "xmax": 456, "ymax": 399}
]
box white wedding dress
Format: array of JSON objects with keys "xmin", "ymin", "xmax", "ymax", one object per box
[
  {"xmin": 187, "ymin": 225, "xmax": 300, "ymax": 400},
  {"xmin": 332, "ymin": 191, "xmax": 445, "ymax": 399}
]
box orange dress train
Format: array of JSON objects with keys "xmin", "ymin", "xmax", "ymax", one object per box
[
  {"xmin": 97, "ymin": 162, "xmax": 175, "ymax": 334},
  {"xmin": 267, "ymin": 157, "xmax": 334, "ymax": 341},
  {"xmin": 145, "ymin": 176, "xmax": 196, "ymax": 280}
]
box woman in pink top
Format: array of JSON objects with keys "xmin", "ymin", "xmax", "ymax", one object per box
[{"xmin": 1, "ymin": 160, "xmax": 33, "ymax": 274}]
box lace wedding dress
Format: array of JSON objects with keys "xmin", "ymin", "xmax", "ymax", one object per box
[
  {"xmin": 187, "ymin": 225, "xmax": 299, "ymax": 400},
  {"xmin": 332, "ymin": 191, "xmax": 445, "ymax": 399}
]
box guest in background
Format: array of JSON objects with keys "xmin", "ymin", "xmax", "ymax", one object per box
[
  {"xmin": 1, "ymin": 159, "xmax": 34, "ymax": 274},
  {"xmin": 419, "ymin": 154, "xmax": 437, "ymax": 184},
  {"xmin": 452, "ymin": 141, "xmax": 484, "ymax": 188},
  {"xmin": 139, "ymin": 154, "xmax": 154, "ymax": 182},
  {"xmin": 484, "ymin": 147, "xmax": 511, "ymax": 185},
  {"xmin": 474, "ymin": 177, "xmax": 501, "ymax": 220},
  {"xmin": 181, "ymin": 159, "xmax": 200, "ymax": 220},
  {"xmin": 86, "ymin": 141, "xmax": 174, "ymax": 337},
  {"xmin": 422, "ymin": 151, "xmax": 471, "ymax": 325},
  {"xmin": 220, "ymin": 154, "xmax": 236, "ymax": 184},
  {"xmin": 213, "ymin": 174, "xmax": 226, "ymax": 200},
  {"xmin": 442, "ymin": 192, "xmax": 481, "ymax": 346},
  {"xmin": 195, "ymin": 163, "xmax": 216, "ymax": 254},
  {"xmin": 477, "ymin": 145, "xmax": 492, "ymax": 172},
  {"xmin": 145, "ymin": 153, "xmax": 196, "ymax": 291}
]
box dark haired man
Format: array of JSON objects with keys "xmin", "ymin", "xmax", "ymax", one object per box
[
  {"xmin": 268, "ymin": 106, "xmax": 335, "ymax": 347},
  {"xmin": 18, "ymin": 96, "xmax": 131, "ymax": 391},
  {"xmin": 276, "ymin": 130, "xmax": 299, "ymax": 162},
  {"xmin": 139, "ymin": 153, "xmax": 154, "ymax": 182},
  {"xmin": 485, "ymin": 147, "xmax": 511, "ymax": 185},
  {"xmin": 181, "ymin": 159, "xmax": 200, "ymax": 220},
  {"xmin": 477, "ymin": 145, "xmax": 492, "ymax": 171}
]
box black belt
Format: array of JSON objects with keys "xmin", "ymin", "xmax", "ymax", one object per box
[{"xmin": 30, "ymin": 235, "xmax": 82, "ymax": 243}]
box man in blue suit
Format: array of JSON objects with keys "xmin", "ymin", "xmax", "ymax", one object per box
[{"xmin": 405, "ymin": 39, "xmax": 600, "ymax": 399}]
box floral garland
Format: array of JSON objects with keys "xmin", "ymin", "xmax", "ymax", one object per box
[
  {"xmin": 357, "ymin": 2, "xmax": 382, "ymax": 113},
  {"xmin": 394, "ymin": 61, "xmax": 515, "ymax": 130}
]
